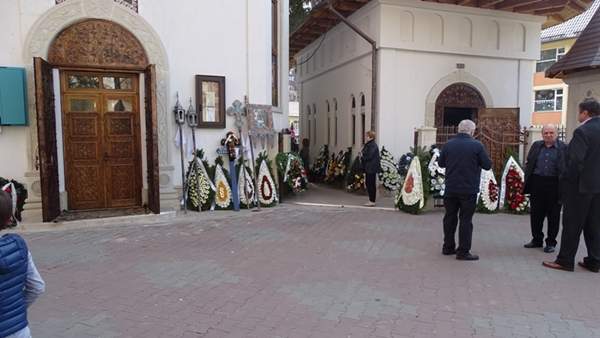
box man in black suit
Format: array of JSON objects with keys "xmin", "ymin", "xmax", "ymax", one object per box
[
  {"xmin": 544, "ymin": 98, "xmax": 600, "ymax": 272},
  {"xmin": 439, "ymin": 120, "xmax": 492, "ymax": 261},
  {"xmin": 523, "ymin": 125, "xmax": 567, "ymax": 253}
]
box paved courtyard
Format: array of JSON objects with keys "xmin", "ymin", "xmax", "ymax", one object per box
[{"xmin": 20, "ymin": 186, "xmax": 600, "ymax": 337}]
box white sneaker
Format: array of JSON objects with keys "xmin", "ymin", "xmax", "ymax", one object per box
[{"xmin": 364, "ymin": 201, "xmax": 376, "ymax": 207}]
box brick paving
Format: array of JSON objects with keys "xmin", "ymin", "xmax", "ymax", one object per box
[{"xmin": 19, "ymin": 186, "xmax": 600, "ymax": 337}]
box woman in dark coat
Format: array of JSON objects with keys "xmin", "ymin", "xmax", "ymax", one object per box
[
  {"xmin": 299, "ymin": 138, "xmax": 310, "ymax": 175},
  {"xmin": 361, "ymin": 130, "xmax": 382, "ymax": 206}
]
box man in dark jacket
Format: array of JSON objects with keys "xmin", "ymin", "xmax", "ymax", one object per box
[
  {"xmin": 544, "ymin": 98, "xmax": 600, "ymax": 272},
  {"xmin": 360, "ymin": 130, "xmax": 382, "ymax": 206},
  {"xmin": 439, "ymin": 120, "xmax": 492, "ymax": 261},
  {"xmin": 523, "ymin": 125, "xmax": 567, "ymax": 253}
]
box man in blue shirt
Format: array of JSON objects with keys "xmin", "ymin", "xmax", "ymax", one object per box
[
  {"xmin": 439, "ymin": 120, "xmax": 492, "ymax": 261},
  {"xmin": 523, "ymin": 125, "xmax": 567, "ymax": 253}
]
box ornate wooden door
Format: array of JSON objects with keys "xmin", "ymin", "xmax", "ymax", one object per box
[
  {"xmin": 63, "ymin": 93, "xmax": 105, "ymax": 209},
  {"xmin": 34, "ymin": 57, "xmax": 61, "ymax": 222},
  {"xmin": 477, "ymin": 108, "xmax": 521, "ymax": 174},
  {"xmin": 144, "ymin": 65, "xmax": 160, "ymax": 213},
  {"xmin": 62, "ymin": 71, "xmax": 141, "ymax": 210},
  {"xmin": 104, "ymin": 94, "xmax": 141, "ymax": 208}
]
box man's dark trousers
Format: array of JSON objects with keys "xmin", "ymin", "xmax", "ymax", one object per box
[
  {"xmin": 555, "ymin": 183, "xmax": 600, "ymax": 270},
  {"xmin": 443, "ymin": 193, "xmax": 477, "ymax": 255},
  {"xmin": 365, "ymin": 173, "xmax": 376, "ymax": 202},
  {"xmin": 529, "ymin": 175, "xmax": 561, "ymax": 246}
]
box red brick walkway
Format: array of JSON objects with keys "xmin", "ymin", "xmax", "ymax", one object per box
[{"xmin": 21, "ymin": 187, "xmax": 600, "ymax": 337}]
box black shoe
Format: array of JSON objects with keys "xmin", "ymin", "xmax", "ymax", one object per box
[
  {"xmin": 524, "ymin": 241, "xmax": 543, "ymax": 248},
  {"xmin": 442, "ymin": 248, "xmax": 456, "ymax": 255},
  {"xmin": 543, "ymin": 245, "xmax": 556, "ymax": 253},
  {"xmin": 456, "ymin": 253, "xmax": 479, "ymax": 261},
  {"xmin": 578, "ymin": 261, "xmax": 600, "ymax": 273}
]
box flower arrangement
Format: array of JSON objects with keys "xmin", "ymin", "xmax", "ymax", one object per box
[
  {"xmin": 428, "ymin": 146, "xmax": 446, "ymax": 199},
  {"xmin": 310, "ymin": 145, "xmax": 329, "ymax": 182},
  {"xmin": 378, "ymin": 147, "xmax": 401, "ymax": 191},
  {"xmin": 334, "ymin": 148, "xmax": 352, "ymax": 183},
  {"xmin": 276, "ymin": 152, "xmax": 308, "ymax": 193},
  {"xmin": 237, "ymin": 162, "xmax": 255, "ymax": 208},
  {"xmin": 185, "ymin": 149, "xmax": 214, "ymax": 211},
  {"xmin": 500, "ymin": 156, "xmax": 529, "ymax": 214},
  {"xmin": 213, "ymin": 162, "xmax": 233, "ymax": 210},
  {"xmin": 256, "ymin": 152, "xmax": 278, "ymax": 207},
  {"xmin": 397, "ymin": 152, "xmax": 413, "ymax": 181},
  {"xmin": 477, "ymin": 169, "xmax": 499, "ymax": 213},
  {"xmin": 324, "ymin": 152, "xmax": 338, "ymax": 183},
  {"xmin": 395, "ymin": 147, "xmax": 431, "ymax": 215},
  {"xmin": 0, "ymin": 177, "xmax": 27, "ymax": 227},
  {"xmin": 346, "ymin": 156, "xmax": 365, "ymax": 192}
]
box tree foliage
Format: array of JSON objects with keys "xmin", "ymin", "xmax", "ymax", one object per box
[{"xmin": 290, "ymin": 0, "xmax": 311, "ymax": 32}]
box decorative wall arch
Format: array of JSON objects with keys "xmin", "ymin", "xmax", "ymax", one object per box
[
  {"xmin": 434, "ymin": 83, "xmax": 485, "ymax": 127},
  {"xmin": 48, "ymin": 19, "xmax": 149, "ymax": 68},
  {"xmin": 23, "ymin": 0, "xmax": 170, "ymax": 176},
  {"xmin": 424, "ymin": 70, "xmax": 494, "ymax": 127}
]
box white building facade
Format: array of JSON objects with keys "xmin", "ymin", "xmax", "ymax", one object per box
[
  {"xmin": 0, "ymin": 0, "xmax": 289, "ymax": 222},
  {"xmin": 294, "ymin": 0, "xmax": 546, "ymax": 159}
]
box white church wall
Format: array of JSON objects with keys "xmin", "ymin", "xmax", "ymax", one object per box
[
  {"xmin": 563, "ymin": 70, "xmax": 600, "ymax": 137},
  {"xmin": 378, "ymin": 49, "xmax": 534, "ymax": 158},
  {"xmin": 379, "ymin": 0, "xmax": 543, "ymax": 61},
  {"xmin": 0, "ymin": 0, "xmax": 288, "ymax": 194},
  {"xmin": 0, "ymin": 0, "xmax": 289, "ymax": 221},
  {"xmin": 296, "ymin": 2, "xmax": 379, "ymax": 159},
  {"xmin": 0, "ymin": 0, "xmax": 48, "ymax": 184},
  {"xmin": 295, "ymin": 0, "xmax": 540, "ymax": 160}
]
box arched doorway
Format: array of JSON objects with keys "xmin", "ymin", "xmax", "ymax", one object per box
[
  {"xmin": 34, "ymin": 18, "xmax": 160, "ymax": 220},
  {"xmin": 434, "ymin": 83, "xmax": 486, "ymax": 127}
]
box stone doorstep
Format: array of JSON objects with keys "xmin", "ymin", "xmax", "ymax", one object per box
[
  {"xmin": 15, "ymin": 211, "xmax": 178, "ymax": 233},
  {"xmin": 14, "ymin": 207, "xmax": 280, "ymax": 233}
]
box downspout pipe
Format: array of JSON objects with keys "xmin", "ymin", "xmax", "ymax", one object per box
[{"xmin": 327, "ymin": 2, "xmax": 378, "ymax": 134}]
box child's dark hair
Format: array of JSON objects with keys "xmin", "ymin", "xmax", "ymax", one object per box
[
  {"xmin": 0, "ymin": 190, "xmax": 14, "ymax": 230},
  {"xmin": 302, "ymin": 138, "xmax": 310, "ymax": 147}
]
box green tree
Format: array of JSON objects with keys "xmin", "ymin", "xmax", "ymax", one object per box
[{"xmin": 290, "ymin": 0, "xmax": 310, "ymax": 32}]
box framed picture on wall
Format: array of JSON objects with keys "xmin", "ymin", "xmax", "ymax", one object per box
[{"xmin": 195, "ymin": 75, "xmax": 226, "ymax": 128}]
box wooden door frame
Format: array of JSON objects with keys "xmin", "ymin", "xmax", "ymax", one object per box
[
  {"xmin": 34, "ymin": 57, "xmax": 61, "ymax": 222},
  {"xmin": 35, "ymin": 60, "xmax": 160, "ymax": 220},
  {"xmin": 59, "ymin": 69, "xmax": 144, "ymax": 211}
]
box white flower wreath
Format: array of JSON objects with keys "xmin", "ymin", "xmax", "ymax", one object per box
[
  {"xmin": 258, "ymin": 160, "xmax": 277, "ymax": 205},
  {"xmin": 401, "ymin": 156, "xmax": 424, "ymax": 208},
  {"xmin": 238, "ymin": 165, "xmax": 255, "ymax": 206},
  {"xmin": 214, "ymin": 164, "xmax": 232, "ymax": 209},
  {"xmin": 478, "ymin": 169, "xmax": 499, "ymax": 211}
]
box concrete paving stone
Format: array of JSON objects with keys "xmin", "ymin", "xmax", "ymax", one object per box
[{"xmin": 17, "ymin": 186, "xmax": 600, "ymax": 338}]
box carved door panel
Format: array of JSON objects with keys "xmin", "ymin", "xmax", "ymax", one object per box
[
  {"xmin": 34, "ymin": 57, "xmax": 61, "ymax": 221},
  {"xmin": 104, "ymin": 94, "xmax": 141, "ymax": 208},
  {"xmin": 63, "ymin": 94, "xmax": 106, "ymax": 210},
  {"xmin": 144, "ymin": 65, "xmax": 160, "ymax": 213},
  {"xmin": 477, "ymin": 108, "xmax": 521, "ymax": 174},
  {"xmin": 62, "ymin": 71, "xmax": 141, "ymax": 210}
]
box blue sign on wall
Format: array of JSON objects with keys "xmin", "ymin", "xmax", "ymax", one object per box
[{"xmin": 0, "ymin": 67, "xmax": 28, "ymax": 126}]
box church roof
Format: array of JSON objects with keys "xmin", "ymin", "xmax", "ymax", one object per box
[
  {"xmin": 541, "ymin": 0, "xmax": 600, "ymax": 43},
  {"xmin": 291, "ymin": 0, "xmax": 594, "ymax": 58},
  {"xmin": 547, "ymin": 3, "xmax": 600, "ymax": 78}
]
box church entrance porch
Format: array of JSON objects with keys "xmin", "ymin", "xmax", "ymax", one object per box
[
  {"xmin": 33, "ymin": 17, "xmax": 160, "ymax": 221},
  {"xmin": 433, "ymin": 82, "xmax": 523, "ymax": 174}
]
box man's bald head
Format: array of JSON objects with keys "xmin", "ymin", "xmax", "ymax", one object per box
[{"xmin": 542, "ymin": 124, "xmax": 558, "ymax": 146}]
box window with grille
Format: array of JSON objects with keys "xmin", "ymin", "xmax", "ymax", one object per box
[
  {"xmin": 536, "ymin": 48, "xmax": 566, "ymax": 73},
  {"xmin": 535, "ymin": 88, "xmax": 563, "ymax": 112}
]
